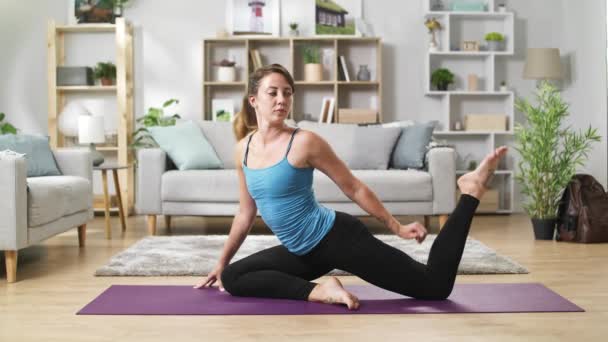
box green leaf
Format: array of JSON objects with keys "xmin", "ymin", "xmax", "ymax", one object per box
[
  {"xmin": 0, "ymin": 112, "xmax": 5, "ymax": 122},
  {"xmin": 162, "ymin": 99, "xmax": 179, "ymax": 108}
]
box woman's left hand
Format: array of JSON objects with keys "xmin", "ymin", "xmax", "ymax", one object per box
[{"xmin": 397, "ymin": 222, "xmax": 428, "ymax": 243}]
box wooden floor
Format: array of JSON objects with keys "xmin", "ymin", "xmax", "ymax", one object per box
[{"xmin": 1, "ymin": 213, "xmax": 607, "ymax": 341}]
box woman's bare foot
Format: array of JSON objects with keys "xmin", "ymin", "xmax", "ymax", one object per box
[
  {"xmin": 457, "ymin": 146, "xmax": 508, "ymax": 200},
  {"xmin": 308, "ymin": 277, "xmax": 360, "ymax": 310}
]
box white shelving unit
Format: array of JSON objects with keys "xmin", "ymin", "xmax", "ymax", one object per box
[{"xmin": 424, "ymin": 0, "xmax": 515, "ymax": 214}]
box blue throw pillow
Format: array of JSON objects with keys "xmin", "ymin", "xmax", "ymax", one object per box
[
  {"xmin": 148, "ymin": 121, "xmax": 223, "ymax": 170},
  {"xmin": 391, "ymin": 122, "xmax": 435, "ymax": 169},
  {"xmin": 0, "ymin": 134, "xmax": 62, "ymax": 177}
]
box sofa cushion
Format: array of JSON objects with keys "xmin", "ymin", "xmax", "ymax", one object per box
[
  {"xmin": 0, "ymin": 134, "xmax": 62, "ymax": 177},
  {"xmin": 390, "ymin": 122, "xmax": 436, "ymax": 169},
  {"xmin": 197, "ymin": 120, "xmax": 237, "ymax": 169},
  {"xmin": 27, "ymin": 176, "xmax": 92, "ymax": 227},
  {"xmin": 313, "ymin": 169, "xmax": 433, "ymax": 202},
  {"xmin": 148, "ymin": 121, "xmax": 223, "ymax": 170},
  {"xmin": 162, "ymin": 169, "xmax": 240, "ymax": 202},
  {"xmin": 296, "ymin": 121, "xmax": 402, "ymax": 170}
]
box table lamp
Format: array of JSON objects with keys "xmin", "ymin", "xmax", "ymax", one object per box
[
  {"xmin": 59, "ymin": 101, "xmax": 91, "ymax": 143},
  {"xmin": 78, "ymin": 115, "xmax": 105, "ymax": 166},
  {"xmin": 523, "ymin": 48, "xmax": 563, "ymax": 84}
]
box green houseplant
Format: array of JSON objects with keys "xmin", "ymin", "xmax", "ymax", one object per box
[
  {"xmin": 485, "ymin": 32, "xmax": 504, "ymax": 51},
  {"xmin": 431, "ymin": 68, "xmax": 454, "ymax": 91},
  {"xmin": 303, "ymin": 44, "xmax": 322, "ymax": 82},
  {"xmin": 94, "ymin": 61, "xmax": 117, "ymax": 85},
  {"xmin": 0, "ymin": 112, "xmax": 17, "ymax": 134},
  {"xmin": 131, "ymin": 99, "xmax": 181, "ymax": 149},
  {"xmin": 514, "ymin": 81, "xmax": 600, "ymax": 239}
]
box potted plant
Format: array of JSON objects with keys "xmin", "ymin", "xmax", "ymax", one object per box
[
  {"xmin": 131, "ymin": 99, "xmax": 181, "ymax": 149},
  {"xmin": 485, "ymin": 32, "xmax": 504, "ymax": 51},
  {"xmin": 499, "ymin": 81, "xmax": 508, "ymax": 92},
  {"xmin": 424, "ymin": 17, "xmax": 443, "ymax": 51},
  {"xmin": 288, "ymin": 22, "xmax": 299, "ymax": 36},
  {"xmin": 431, "ymin": 68, "xmax": 454, "ymax": 91},
  {"xmin": 0, "ymin": 112, "xmax": 17, "ymax": 135},
  {"xmin": 94, "ymin": 61, "xmax": 116, "ymax": 85},
  {"xmin": 514, "ymin": 82, "xmax": 600, "ymax": 240},
  {"xmin": 303, "ymin": 44, "xmax": 322, "ymax": 82},
  {"xmin": 213, "ymin": 59, "xmax": 237, "ymax": 82}
]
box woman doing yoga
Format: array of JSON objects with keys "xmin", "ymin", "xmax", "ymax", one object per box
[{"xmin": 194, "ymin": 64, "xmax": 508, "ymax": 310}]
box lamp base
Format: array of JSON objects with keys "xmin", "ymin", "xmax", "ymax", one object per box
[{"xmin": 89, "ymin": 144, "xmax": 105, "ymax": 166}]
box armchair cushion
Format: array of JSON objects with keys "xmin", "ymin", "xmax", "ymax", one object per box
[
  {"xmin": 0, "ymin": 134, "xmax": 61, "ymax": 177},
  {"xmin": 27, "ymin": 175, "xmax": 92, "ymax": 227}
]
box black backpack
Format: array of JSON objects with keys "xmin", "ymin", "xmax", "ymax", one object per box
[{"xmin": 556, "ymin": 174, "xmax": 608, "ymax": 243}]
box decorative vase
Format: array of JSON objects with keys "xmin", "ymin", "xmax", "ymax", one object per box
[
  {"xmin": 497, "ymin": 4, "xmax": 507, "ymax": 12},
  {"xmin": 289, "ymin": 28, "xmax": 299, "ymax": 37},
  {"xmin": 356, "ymin": 65, "xmax": 371, "ymax": 81},
  {"xmin": 437, "ymin": 82, "xmax": 449, "ymax": 91},
  {"xmin": 499, "ymin": 85, "xmax": 508, "ymax": 92},
  {"xmin": 304, "ymin": 63, "xmax": 323, "ymax": 82},
  {"xmin": 531, "ymin": 218, "xmax": 556, "ymax": 240},
  {"xmin": 217, "ymin": 66, "xmax": 236, "ymax": 82}
]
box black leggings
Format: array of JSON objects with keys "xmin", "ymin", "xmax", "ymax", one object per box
[{"xmin": 221, "ymin": 194, "xmax": 479, "ymax": 301}]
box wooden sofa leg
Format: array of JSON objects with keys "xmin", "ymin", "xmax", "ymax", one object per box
[
  {"xmin": 147, "ymin": 215, "xmax": 157, "ymax": 235},
  {"xmin": 423, "ymin": 216, "xmax": 431, "ymax": 229},
  {"xmin": 78, "ymin": 224, "xmax": 86, "ymax": 247},
  {"xmin": 5, "ymin": 250, "xmax": 17, "ymax": 283},
  {"xmin": 164, "ymin": 215, "xmax": 172, "ymax": 231},
  {"xmin": 439, "ymin": 215, "xmax": 449, "ymax": 230}
]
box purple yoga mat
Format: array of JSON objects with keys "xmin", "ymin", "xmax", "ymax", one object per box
[{"xmin": 77, "ymin": 283, "xmax": 583, "ymax": 316}]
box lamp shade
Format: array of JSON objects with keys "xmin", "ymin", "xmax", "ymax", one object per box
[
  {"xmin": 58, "ymin": 101, "xmax": 91, "ymax": 137},
  {"xmin": 523, "ymin": 48, "xmax": 563, "ymax": 80},
  {"xmin": 78, "ymin": 115, "xmax": 105, "ymax": 144}
]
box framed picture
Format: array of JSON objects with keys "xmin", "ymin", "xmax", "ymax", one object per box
[
  {"xmin": 70, "ymin": 0, "xmax": 115, "ymax": 24},
  {"xmin": 318, "ymin": 97, "xmax": 335, "ymax": 123},
  {"xmin": 226, "ymin": 0, "xmax": 281, "ymax": 37},
  {"xmin": 315, "ymin": 0, "xmax": 362, "ymax": 36},
  {"xmin": 212, "ymin": 99, "xmax": 235, "ymax": 122}
]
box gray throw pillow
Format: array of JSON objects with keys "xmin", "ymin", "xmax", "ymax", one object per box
[
  {"xmin": 0, "ymin": 134, "xmax": 62, "ymax": 177},
  {"xmin": 296, "ymin": 121, "xmax": 402, "ymax": 170},
  {"xmin": 148, "ymin": 121, "xmax": 223, "ymax": 170},
  {"xmin": 391, "ymin": 122, "xmax": 436, "ymax": 169}
]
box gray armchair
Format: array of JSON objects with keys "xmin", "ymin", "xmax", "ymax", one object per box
[{"xmin": 0, "ymin": 149, "xmax": 93, "ymax": 283}]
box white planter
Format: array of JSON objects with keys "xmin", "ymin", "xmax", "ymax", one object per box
[
  {"xmin": 217, "ymin": 66, "xmax": 236, "ymax": 82},
  {"xmin": 304, "ymin": 63, "xmax": 323, "ymax": 82},
  {"xmin": 500, "ymin": 85, "xmax": 508, "ymax": 92}
]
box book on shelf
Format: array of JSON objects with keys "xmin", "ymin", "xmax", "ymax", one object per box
[
  {"xmin": 338, "ymin": 55, "xmax": 351, "ymax": 82},
  {"xmin": 249, "ymin": 49, "xmax": 263, "ymax": 70},
  {"xmin": 318, "ymin": 97, "xmax": 335, "ymax": 123}
]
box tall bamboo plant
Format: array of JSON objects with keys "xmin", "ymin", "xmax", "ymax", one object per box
[{"xmin": 514, "ymin": 81, "xmax": 600, "ymax": 219}]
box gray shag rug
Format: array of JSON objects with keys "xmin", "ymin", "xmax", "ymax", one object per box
[{"xmin": 95, "ymin": 235, "xmax": 528, "ymax": 276}]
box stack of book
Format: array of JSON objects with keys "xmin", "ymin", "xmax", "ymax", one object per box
[{"xmin": 249, "ymin": 49, "xmax": 263, "ymax": 70}]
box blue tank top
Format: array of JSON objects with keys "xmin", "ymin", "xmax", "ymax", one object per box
[{"xmin": 242, "ymin": 128, "xmax": 336, "ymax": 255}]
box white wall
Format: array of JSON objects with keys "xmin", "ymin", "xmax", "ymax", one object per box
[{"xmin": 1, "ymin": 0, "xmax": 606, "ymax": 211}]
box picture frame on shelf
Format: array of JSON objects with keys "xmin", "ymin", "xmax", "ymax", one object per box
[
  {"xmin": 226, "ymin": 0, "xmax": 281, "ymax": 37},
  {"xmin": 318, "ymin": 97, "xmax": 331, "ymax": 123},
  {"xmin": 461, "ymin": 41, "xmax": 480, "ymax": 52},
  {"xmin": 71, "ymin": 0, "xmax": 115, "ymax": 24},
  {"xmin": 212, "ymin": 99, "xmax": 235, "ymax": 122},
  {"xmin": 314, "ymin": 0, "xmax": 362, "ymax": 36}
]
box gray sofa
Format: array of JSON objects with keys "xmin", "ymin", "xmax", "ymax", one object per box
[
  {"xmin": 136, "ymin": 121, "xmax": 456, "ymax": 235},
  {"xmin": 0, "ymin": 149, "xmax": 93, "ymax": 283}
]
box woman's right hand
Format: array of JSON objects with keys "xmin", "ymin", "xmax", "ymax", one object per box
[{"xmin": 193, "ymin": 264, "xmax": 225, "ymax": 291}]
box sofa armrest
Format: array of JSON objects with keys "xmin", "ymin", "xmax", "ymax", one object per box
[
  {"xmin": 136, "ymin": 148, "xmax": 167, "ymax": 214},
  {"xmin": 426, "ymin": 147, "xmax": 456, "ymax": 214},
  {"xmin": 0, "ymin": 156, "xmax": 28, "ymax": 250},
  {"xmin": 53, "ymin": 148, "xmax": 93, "ymax": 183}
]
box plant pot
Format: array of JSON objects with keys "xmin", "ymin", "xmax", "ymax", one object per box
[
  {"xmin": 436, "ymin": 83, "xmax": 449, "ymax": 91},
  {"xmin": 487, "ymin": 40, "xmax": 503, "ymax": 51},
  {"xmin": 217, "ymin": 66, "xmax": 236, "ymax": 82},
  {"xmin": 304, "ymin": 63, "xmax": 323, "ymax": 82},
  {"xmin": 100, "ymin": 78, "xmax": 113, "ymax": 86},
  {"xmin": 531, "ymin": 218, "xmax": 556, "ymax": 240}
]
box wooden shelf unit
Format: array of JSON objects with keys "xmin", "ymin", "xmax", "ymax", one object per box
[
  {"xmin": 202, "ymin": 37, "xmax": 382, "ymax": 123},
  {"xmin": 47, "ymin": 18, "xmax": 135, "ymax": 214}
]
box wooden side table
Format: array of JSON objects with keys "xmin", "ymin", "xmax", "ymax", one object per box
[{"xmin": 94, "ymin": 164, "xmax": 128, "ymax": 239}]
